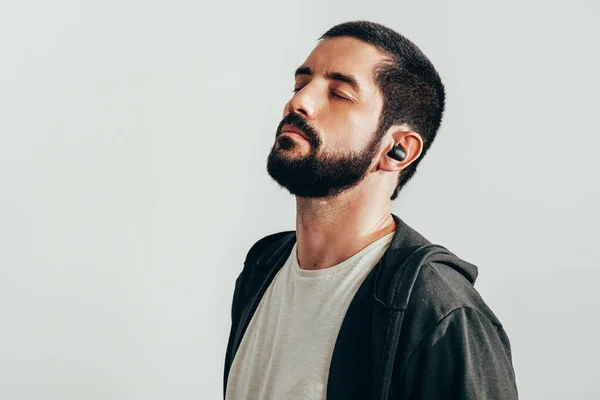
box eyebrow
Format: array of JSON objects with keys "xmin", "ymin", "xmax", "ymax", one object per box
[{"xmin": 294, "ymin": 66, "xmax": 361, "ymax": 94}]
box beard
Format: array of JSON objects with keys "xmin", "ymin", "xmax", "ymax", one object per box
[{"xmin": 266, "ymin": 113, "xmax": 383, "ymax": 198}]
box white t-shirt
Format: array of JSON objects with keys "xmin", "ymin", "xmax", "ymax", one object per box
[{"xmin": 225, "ymin": 232, "xmax": 395, "ymax": 400}]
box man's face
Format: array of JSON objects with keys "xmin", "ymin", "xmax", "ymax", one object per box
[{"xmin": 266, "ymin": 36, "xmax": 389, "ymax": 198}]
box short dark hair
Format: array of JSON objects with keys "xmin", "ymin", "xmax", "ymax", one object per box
[{"xmin": 320, "ymin": 21, "xmax": 446, "ymax": 200}]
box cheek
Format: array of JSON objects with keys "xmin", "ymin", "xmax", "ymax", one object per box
[{"xmin": 330, "ymin": 112, "xmax": 379, "ymax": 150}]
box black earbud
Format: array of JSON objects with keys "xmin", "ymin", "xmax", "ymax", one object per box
[{"xmin": 387, "ymin": 145, "xmax": 406, "ymax": 161}]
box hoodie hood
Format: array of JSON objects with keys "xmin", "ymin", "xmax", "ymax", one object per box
[{"xmin": 373, "ymin": 213, "xmax": 479, "ymax": 310}]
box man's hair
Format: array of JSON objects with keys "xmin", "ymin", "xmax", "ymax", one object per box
[{"xmin": 320, "ymin": 21, "xmax": 446, "ymax": 200}]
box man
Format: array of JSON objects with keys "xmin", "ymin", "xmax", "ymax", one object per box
[{"xmin": 223, "ymin": 20, "xmax": 518, "ymax": 400}]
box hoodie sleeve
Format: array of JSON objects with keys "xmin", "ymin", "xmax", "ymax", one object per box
[{"xmin": 392, "ymin": 306, "xmax": 518, "ymax": 400}]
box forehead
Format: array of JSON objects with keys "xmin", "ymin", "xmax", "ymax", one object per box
[{"xmin": 301, "ymin": 36, "xmax": 389, "ymax": 91}]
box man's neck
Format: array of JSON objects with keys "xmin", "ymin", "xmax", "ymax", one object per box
[{"xmin": 294, "ymin": 191, "xmax": 396, "ymax": 271}]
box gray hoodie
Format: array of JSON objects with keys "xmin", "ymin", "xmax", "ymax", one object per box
[{"xmin": 224, "ymin": 213, "xmax": 518, "ymax": 399}]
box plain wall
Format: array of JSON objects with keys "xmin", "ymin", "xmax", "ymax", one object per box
[{"xmin": 1, "ymin": 0, "xmax": 598, "ymax": 398}]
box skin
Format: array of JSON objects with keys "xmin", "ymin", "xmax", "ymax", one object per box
[{"xmin": 278, "ymin": 36, "xmax": 423, "ymax": 271}]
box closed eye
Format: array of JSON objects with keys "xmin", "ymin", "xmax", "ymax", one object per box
[
  {"xmin": 331, "ymin": 91, "xmax": 349, "ymax": 101},
  {"xmin": 292, "ymin": 87, "xmax": 350, "ymax": 101}
]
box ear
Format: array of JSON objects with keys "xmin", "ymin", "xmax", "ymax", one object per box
[{"xmin": 378, "ymin": 124, "xmax": 423, "ymax": 173}]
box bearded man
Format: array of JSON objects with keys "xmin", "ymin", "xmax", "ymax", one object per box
[{"xmin": 223, "ymin": 20, "xmax": 518, "ymax": 400}]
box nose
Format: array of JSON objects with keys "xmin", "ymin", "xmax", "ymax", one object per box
[{"xmin": 286, "ymin": 86, "xmax": 316, "ymax": 119}]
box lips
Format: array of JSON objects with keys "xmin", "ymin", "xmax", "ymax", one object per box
[{"xmin": 281, "ymin": 124, "xmax": 309, "ymax": 141}]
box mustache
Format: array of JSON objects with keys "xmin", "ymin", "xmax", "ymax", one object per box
[{"xmin": 276, "ymin": 113, "xmax": 320, "ymax": 146}]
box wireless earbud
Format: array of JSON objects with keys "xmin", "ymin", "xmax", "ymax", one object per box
[{"xmin": 387, "ymin": 145, "xmax": 406, "ymax": 161}]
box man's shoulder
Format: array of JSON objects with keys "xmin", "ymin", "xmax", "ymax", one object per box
[
  {"xmin": 414, "ymin": 261, "xmax": 502, "ymax": 324},
  {"xmin": 399, "ymin": 260, "xmax": 505, "ymax": 352},
  {"xmin": 391, "ymin": 260, "xmax": 518, "ymax": 398}
]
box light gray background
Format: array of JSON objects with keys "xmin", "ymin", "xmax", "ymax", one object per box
[{"xmin": 1, "ymin": 0, "xmax": 598, "ymax": 399}]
